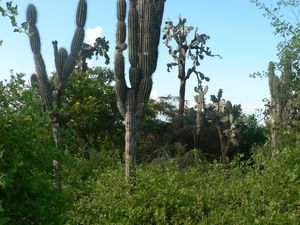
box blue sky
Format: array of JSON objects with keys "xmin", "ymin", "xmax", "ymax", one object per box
[{"xmin": 0, "ymin": 0, "xmax": 281, "ymax": 114}]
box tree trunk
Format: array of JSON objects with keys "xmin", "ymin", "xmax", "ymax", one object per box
[
  {"xmin": 270, "ymin": 102, "xmax": 282, "ymax": 156},
  {"xmin": 216, "ymin": 125, "xmax": 229, "ymax": 162},
  {"xmin": 125, "ymin": 110, "xmax": 137, "ymax": 178},
  {"xmin": 178, "ymin": 78, "xmax": 186, "ymax": 116},
  {"xmin": 52, "ymin": 117, "xmax": 62, "ymax": 189}
]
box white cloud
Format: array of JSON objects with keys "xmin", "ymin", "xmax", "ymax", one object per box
[
  {"xmin": 150, "ymin": 89, "xmax": 159, "ymax": 100},
  {"xmin": 86, "ymin": 59, "xmax": 93, "ymax": 68},
  {"xmin": 86, "ymin": 26, "xmax": 103, "ymax": 45}
]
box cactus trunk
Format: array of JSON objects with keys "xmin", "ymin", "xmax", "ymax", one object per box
[
  {"xmin": 125, "ymin": 110, "xmax": 137, "ymax": 177},
  {"xmin": 114, "ymin": 0, "xmax": 165, "ymax": 178},
  {"xmin": 27, "ymin": 0, "xmax": 87, "ymax": 188},
  {"xmin": 216, "ymin": 124, "xmax": 230, "ymax": 162},
  {"xmin": 268, "ymin": 62, "xmax": 280, "ymax": 155},
  {"xmin": 178, "ymin": 78, "xmax": 186, "ymax": 116}
]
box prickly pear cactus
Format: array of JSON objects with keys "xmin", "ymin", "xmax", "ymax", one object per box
[{"xmin": 206, "ymin": 89, "xmax": 243, "ymax": 161}]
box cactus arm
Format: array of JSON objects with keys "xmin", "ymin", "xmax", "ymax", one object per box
[
  {"xmin": 115, "ymin": 0, "xmax": 128, "ymax": 117},
  {"xmin": 27, "ymin": 4, "xmax": 53, "ymax": 111},
  {"xmin": 136, "ymin": 0, "xmax": 165, "ymax": 117}
]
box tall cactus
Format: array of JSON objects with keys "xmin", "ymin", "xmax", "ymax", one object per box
[
  {"xmin": 268, "ymin": 61, "xmax": 291, "ymax": 155},
  {"xmin": 193, "ymin": 83, "xmax": 208, "ymax": 149},
  {"xmin": 206, "ymin": 90, "xmax": 242, "ymax": 162},
  {"xmin": 26, "ymin": 0, "xmax": 87, "ymax": 189},
  {"xmin": 115, "ymin": 0, "xmax": 165, "ymax": 178}
]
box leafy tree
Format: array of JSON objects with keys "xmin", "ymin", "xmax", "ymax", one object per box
[
  {"xmin": 0, "ymin": 73, "xmax": 66, "ymax": 224},
  {"xmin": 162, "ymin": 16, "xmax": 219, "ymax": 116},
  {"xmin": 61, "ymin": 67, "xmax": 124, "ymax": 158},
  {"xmin": 137, "ymin": 96, "xmax": 178, "ymax": 162},
  {"xmin": 237, "ymin": 114, "xmax": 266, "ymax": 159},
  {"xmin": 250, "ymin": 0, "xmax": 300, "ymax": 41},
  {"xmin": 78, "ymin": 37, "xmax": 110, "ymax": 72},
  {"xmin": 251, "ymin": 0, "xmax": 300, "ymax": 152},
  {"xmin": 0, "ymin": 1, "xmax": 28, "ymax": 46}
]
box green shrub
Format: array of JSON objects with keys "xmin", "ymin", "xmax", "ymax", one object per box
[
  {"xmin": 64, "ymin": 144, "xmax": 300, "ymax": 224},
  {"xmin": 0, "ymin": 74, "xmax": 68, "ymax": 224}
]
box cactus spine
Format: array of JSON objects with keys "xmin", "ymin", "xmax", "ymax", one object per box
[
  {"xmin": 26, "ymin": 0, "xmax": 87, "ymax": 189},
  {"xmin": 115, "ymin": 0, "xmax": 165, "ymax": 178}
]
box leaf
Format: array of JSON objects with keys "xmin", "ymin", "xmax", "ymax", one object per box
[{"xmin": 242, "ymin": 116, "xmax": 249, "ymax": 123}]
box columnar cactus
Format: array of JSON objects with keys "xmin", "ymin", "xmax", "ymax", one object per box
[
  {"xmin": 268, "ymin": 61, "xmax": 291, "ymax": 154},
  {"xmin": 26, "ymin": 0, "xmax": 87, "ymax": 188},
  {"xmin": 193, "ymin": 84, "xmax": 208, "ymax": 148},
  {"xmin": 115, "ymin": 0, "xmax": 165, "ymax": 178}
]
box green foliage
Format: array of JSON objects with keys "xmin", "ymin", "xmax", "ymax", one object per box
[
  {"xmin": 0, "ymin": 73, "xmax": 67, "ymax": 224},
  {"xmin": 63, "ymin": 144, "xmax": 300, "ymax": 224},
  {"xmin": 79, "ymin": 37, "xmax": 110, "ymax": 72},
  {"xmin": 0, "ymin": 1, "xmax": 28, "ymax": 46},
  {"xmin": 61, "ymin": 67, "xmax": 124, "ymax": 156}
]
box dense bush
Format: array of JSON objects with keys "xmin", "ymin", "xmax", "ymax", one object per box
[
  {"xmin": 0, "ymin": 74, "xmax": 67, "ymax": 224},
  {"xmin": 1, "ymin": 74, "xmax": 298, "ymax": 225},
  {"xmin": 64, "ymin": 144, "xmax": 300, "ymax": 224},
  {"xmin": 61, "ymin": 67, "xmax": 124, "ymax": 157}
]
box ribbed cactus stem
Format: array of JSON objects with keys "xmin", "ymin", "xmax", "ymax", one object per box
[
  {"xmin": 58, "ymin": 48, "xmax": 68, "ymax": 74},
  {"xmin": 268, "ymin": 61, "xmax": 277, "ymax": 100},
  {"xmin": 114, "ymin": 0, "xmax": 165, "ymax": 178},
  {"xmin": 27, "ymin": 4, "xmax": 52, "ymax": 111},
  {"xmin": 71, "ymin": 27, "xmax": 85, "ymax": 56},
  {"xmin": 26, "ymin": 4, "xmax": 37, "ymax": 25},
  {"xmin": 117, "ymin": 0, "xmax": 127, "ymax": 21},
  {"xmin": 27, "ymin": 0, "xmax": 88, "ymax": 188},
  {"xmin": 137, "ymin": 77, "xmax": 153, "ymax": 115},
  {"xmin": 76, "ymin": 0, "xmax": 87, "ymax": 27}
]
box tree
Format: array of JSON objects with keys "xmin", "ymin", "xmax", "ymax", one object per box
[
  {"xmin": 26, "ymin": 0, "xmax": 87, "ymax": 189},
  {"xmin": 162, "ymin": 17, "xmax": 219, "ymax": 116},
  {"xmin": 251, "ymin": 0, "xmax": 300, "ymax": 152},
  {"xmin": 114, "ymin": 0, "xmax": 165, "ymax": 178},
  {"xmin": 0, "ymin": 1, "xmax": 28, "ymax": 46},
  {"xmin": 78, "ymin": 37, "xmax": 110, "ymax": 72},
  {"xmin": 0, "ymin": 73, "xmax": 65, "ymax": 224},
  {"xmin": 62, "ymin": 67, "xmax": 124, "ymax": 158}
]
